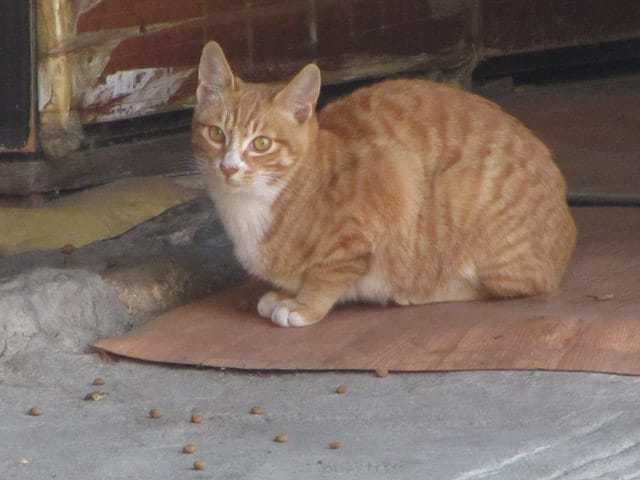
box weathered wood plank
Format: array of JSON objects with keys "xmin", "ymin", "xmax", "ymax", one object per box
[
  {"xmin": 0, "ymin": 133, "xmax": 193, "ymax": 195},
  {"xmin": 482, "ymin": 0, "xmax": 640, "ymax": 56}
]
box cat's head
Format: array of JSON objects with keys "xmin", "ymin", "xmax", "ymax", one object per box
[{"xmin": 192, "ymin": 42, "xmax": 321, "ymax": 197}]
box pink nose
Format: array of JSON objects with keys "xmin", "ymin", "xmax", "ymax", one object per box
[{"xmin": 220, "ymin": 164, "xmax": 239, "ymax": 178}]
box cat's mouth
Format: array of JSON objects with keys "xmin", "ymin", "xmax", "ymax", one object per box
[
  {"xmin": 220, "ymin": 167, "xmax": 259, "ymax": 188},
  {"xmin": 222, "ymin": 175, "xmax": 243, "ymax": 186},
  {"xmin": 220, "ymin": 170, "xmax": 256, "ymax": 189}
]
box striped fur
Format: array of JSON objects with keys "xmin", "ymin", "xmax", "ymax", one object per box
[{"xmin": 192, "ymin": 42, "xmax": 576, "ymax": 327}]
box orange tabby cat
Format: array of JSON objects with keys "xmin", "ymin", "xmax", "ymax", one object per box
[{"xmin": 192, "ymin": 41, "xmax": 576, "ymax": 327}]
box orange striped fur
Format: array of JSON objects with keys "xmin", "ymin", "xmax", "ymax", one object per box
[{"xmin": 192, "ymin": 42, "xmax": 576, "ymax": 327}]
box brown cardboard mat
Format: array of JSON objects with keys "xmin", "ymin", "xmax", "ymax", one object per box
[{"xmin": 94, "ymin": 207, "xmax": 640, "ymax": 374}]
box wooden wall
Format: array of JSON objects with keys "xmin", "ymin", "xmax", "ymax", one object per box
[
  {"xmin": 482, "ymin": 0, "xmax": 640, "ymax": 56},
  {"xmin": 3, "ymin": 0, "xmax": 637, "ymax": 194},
  {"xmin": 45, "ymin": 0, "xmax": 476, "ymax": 125},
  {"xmin": 36, "ymin": 0, "xmax": 640, "ymax": 157}
]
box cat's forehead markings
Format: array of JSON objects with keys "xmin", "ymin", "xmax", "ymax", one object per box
[
  {"xmin": 223, "ymin": 110, "xmax": 234, "ymax": 130},
  {"xmin": 235, "ymin": 88, "xmax": 266, "ymax": 126},
  {"xmin": 246, "ymin": 119, "xmax": 263, "ymax": 136}
]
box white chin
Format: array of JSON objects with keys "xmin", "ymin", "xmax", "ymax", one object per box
[{"xmin": 224, "ymin": 177, "xmax": 241, "ymax": 186}]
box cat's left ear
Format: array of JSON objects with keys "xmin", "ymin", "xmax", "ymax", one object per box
[
  {"xmin": 197, "ymin": 41, "xmax": 235, "ymax": 102},
  {"xmin": 274, "ymin": 64, "xmax": 321, "ymax": 124}
]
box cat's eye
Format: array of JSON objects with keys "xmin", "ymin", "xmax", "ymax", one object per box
[
  {"xmin": 252, "ymin": 136, "xmax": 272, "ymax": 152},
  {"xmin": 208, "ymin": 126, "xmax": 225, "ymax": 143}
]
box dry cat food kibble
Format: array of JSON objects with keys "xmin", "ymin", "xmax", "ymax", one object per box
[
  {"xmin": 193, "ymin": 461, "xmax": 206, "ymax": 470},
  {"xmin": 106, "ymin": 258, "xmax": 119, "ymax": 269},
  {"xmin": 60, "ymin": 244, "xmax": 75, "ymax": 255},
  {"xmin": 375, "ymin": 368, "xmax": 389, "ymax": 378},
  {"xmin": 183, "ymin": 444, "xmax": 197, "ymax": 454},
  {"xmin": 335, "ymin": 384, "xmax": 347, "ymax": 394},
  {"xmin": 250, "ymin": 406, "xmax": 264, "ymax": 415},
  {"xmin": 149, "ymin": 409, "xmax": 163, "ymax": 418},
  {"xmin": 84, "ymin": 391, "xmax": 108, "ymax": 401},
  {"xmin": 92, "ymin": 378, "xmax": 106, "ymax": 386},
  {"xmin": 274, "ymin": 435, "xmax": 289, "ymax": 443},
  {"xmin": 28, "ymin": 407, "xmax": 43, "ymax": 416},
  {"xmin": 328, "ymin": 442, "xmax": 342, "ymax": 450},
  {"xmin": 190, "ymin": 414, "xmax": 203, "ymax": 423}
]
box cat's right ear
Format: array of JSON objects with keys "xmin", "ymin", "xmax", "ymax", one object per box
[{"xmin": 197, "ymin": 41, "xmax": 235, "ymax": 101}]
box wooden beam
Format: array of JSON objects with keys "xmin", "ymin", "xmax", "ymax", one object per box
[{"xmin": 0, "ymin": 132, "xmax": 193, "ymax": 195}]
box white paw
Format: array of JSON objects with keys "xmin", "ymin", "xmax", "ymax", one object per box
[
  {"xmin": 258, "ymin": 292, "xmax": 321, "ymax": 327},
  {"xmin": 257, "ymin": 291, "xmax": 280, "ymax": 318},
  {"xmin": 271, "ymin": 305, "xmax": 307, "ymax": 328},
  {"xmin": 257, "ymin": 292, "xmax": 310, "ymax": 327}
]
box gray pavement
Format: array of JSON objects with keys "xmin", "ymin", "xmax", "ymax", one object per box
[{"xmin": 3, "ymin": 345, "xmax": 640, "ymax": 479}]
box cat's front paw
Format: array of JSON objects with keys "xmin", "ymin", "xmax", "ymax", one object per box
[
  {"xmin": 257, "ymin": 291, "xmax": 320, "ymax": 327},
  {"xmin": 271, "ymin": 301, "xmax": 311, "ymax": 328}
]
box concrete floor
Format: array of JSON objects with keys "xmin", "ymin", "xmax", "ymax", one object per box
[
  {"xmin": 4, "ymin": 349, "xmax": 640, "ymax": 479},
  {"xmin": 2, "ymin": 72, "xmax": 640, "ymax": 479}
]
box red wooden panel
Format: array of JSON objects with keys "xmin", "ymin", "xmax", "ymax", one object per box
[
  {"xmin": 251, "ymin": 0, "xmax": 314, "ymax": 79},
  {"xmin": 72, "ymin": 0, "xmax": 476, "ymax": 122},
  {"xmin": 203, "ymin": 2, "xmax": 251, "ymax": 73},
  {"xmin": 103, "ymin": 27, "xmax": 205, "ymax": 74},
  {"xmin": 483, "ymin": 0, "xmax": 640, "ymax": 55},
  {"xmin": 77, "ymin": 0, "xmax": 203, "ymax": 33},
  {"xmin": 316, "ymin": 0, "xmax": 473, "ymax": 69}
]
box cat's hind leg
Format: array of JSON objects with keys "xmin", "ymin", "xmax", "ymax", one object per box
[
  {"xmin": 394, "ymin": 273, "xmax": 485, "ymax": 305},
  {"xmin": 477, "ymin": 257, "xmax": 559, "ymax": 299}
]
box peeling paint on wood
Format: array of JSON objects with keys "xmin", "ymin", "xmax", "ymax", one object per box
[{"xmin": 82, "ymin": 67, "xmax": 196, "ymax": 122}]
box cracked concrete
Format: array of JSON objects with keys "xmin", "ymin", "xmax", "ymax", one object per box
[{"xmin": 0, "ymin": 269, "xmax": 128, "ymax": 357}]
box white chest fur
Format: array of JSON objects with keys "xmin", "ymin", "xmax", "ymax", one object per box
[{"xmin": 208, "ymin": 184, "xmax": 275, "ymax": 276}]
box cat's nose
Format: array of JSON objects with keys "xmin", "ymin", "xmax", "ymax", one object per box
[{"xmin": 220, "ymin": 164, "xmax": 239, "ymax": 178}]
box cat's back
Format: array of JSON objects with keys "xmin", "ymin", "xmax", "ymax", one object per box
[
  {"xmin": 318, "ymin": 78, "xmax": 511, "ymax": 142},
  {"xmin": 317, "ymin": 77, "xmax": 559, "ymax": 191},
  {"xmin": 316, "ymin": 78, "xmax": 575, "ymax": 299}
]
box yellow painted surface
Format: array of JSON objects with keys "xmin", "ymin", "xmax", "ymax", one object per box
[{"xmin": 0, "ymin": 177, "xmax": 198, "ymax": 256}]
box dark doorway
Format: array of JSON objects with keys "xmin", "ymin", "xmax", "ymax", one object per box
[{"xmin": 0, "ymin": 0, "xmax": 35, "ymax": 153}]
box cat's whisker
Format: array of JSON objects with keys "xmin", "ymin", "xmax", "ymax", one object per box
[
  {"xmin": 173, "ymin": 154, "xmax": 205, "ymax": 176},
  {"xmin": 255, "ymin": 175, "xmax": 290, "ymax": 192}
]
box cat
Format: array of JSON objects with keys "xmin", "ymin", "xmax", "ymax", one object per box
[{"xmin": 192, "ymin": 41, "xmax": 577, "ymax": 328}]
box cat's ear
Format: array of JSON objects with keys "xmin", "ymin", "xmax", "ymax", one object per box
[
  {"xmin": 197, "ymin": 41, "xmax": 235, "ymax": 101},
  {"xmin": 274, "ymin": 64, "xmax": 321, "ymax": 124}
]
